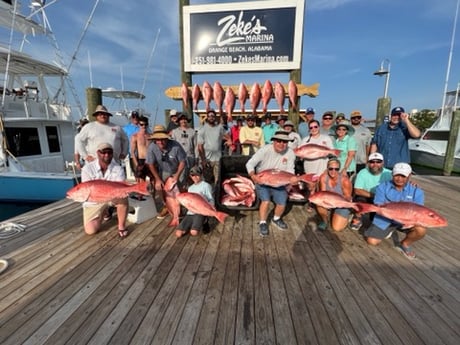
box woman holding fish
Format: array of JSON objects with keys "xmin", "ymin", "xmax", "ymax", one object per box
[
  {"xmin": 315, "ymin": 158, "xmax": 354, "ymax": 231},
  {"xmin": 330, "ymin": 120, "xmax": 357, "ymax": 177}
]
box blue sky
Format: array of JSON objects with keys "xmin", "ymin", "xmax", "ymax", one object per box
[{"xmin": 6, "ymin": 0, "xmax": 460, "ymax": 124}]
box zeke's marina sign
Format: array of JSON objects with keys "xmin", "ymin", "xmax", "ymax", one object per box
[{"xmin": 183, "ymin": 0, "xmax": 305, "ymax": 72}]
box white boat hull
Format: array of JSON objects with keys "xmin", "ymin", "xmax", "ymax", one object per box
[{"xmin": 410, "ymin": 148, "xmax": 460, "ymax": 173}]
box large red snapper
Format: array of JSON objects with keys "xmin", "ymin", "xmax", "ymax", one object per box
[
  {"xmin": 356, "ymin": 202, "xmax": 448, "ymax": 229},
  {"xmin": 192, "ymin": 83, "xmax": 201, "ymax": 110},
  {"xmin": 176, "ymin": 192, "xmax": 228, "ymax": 223},
  {"xmin": 288, "ymin": 80, "xmax": 298, "ymax": 111},
  {"xmin": 294, "ymin": 143, "xmax": 341, "ymax": 159},
  {"xmin": 202, "ymin": 81, "xmax": 213, "ymax": 112},
  {"xmin": 67, "ymin": 180, "xmax": 149, "ymax": 203},
  {"xmin": 163, "ymin": 177, "xmax": 181, "ymax": 227},
  {"xmin": 255, "ymin": 169, "xmax": 318, "ymax": 188},
  {"xmin": 224, "ymin": 87, "xmax": 236, "ymax": 122},
  {"xmin": 308, "ymin": 191, "xmax": 358, "ymax": 211},
  {"xmin": 213, "ymin": 81, "xmax": 225, "ymax": 115},
  {"xmin": 249, "ymin": 82, "xmax": 261, "ymax": 114},
  {"xmin": 261, "ymin": 80, "xmax": 273, "ymax": 113},
  {"xmin": 238, "ymin": 82, "xmax": 248, "ymax": 113},
  {"xmin": 274, "ymin": 81, "xmax": 286, "ymax": 114},
  {"xmin": 181, "ymin": 82, "xmax": 189, "ymax": 109}
]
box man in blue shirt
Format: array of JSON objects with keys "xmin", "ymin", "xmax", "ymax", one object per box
[
  {"xmin": 370, "ymin": 106, "xmax": 420, "ymax": 169},
  {"xmin": 364, "ymin": 162, "xmax": 425, "ymax": 259}
]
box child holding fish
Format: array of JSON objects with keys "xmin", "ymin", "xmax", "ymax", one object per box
[{"xmin": 175, "ymin": 166, "xmax": 216, "ymax": 238}]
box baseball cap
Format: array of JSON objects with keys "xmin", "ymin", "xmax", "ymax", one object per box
[
  {"xmin": 391, "ymin": 107, "xmax": 405, "ymax": 115},
  {"xmin": 97, "ymin": 142, "xmax": 113, "ymax": 151},
  {"xmin": 306, "ymin": 107, "xmax": 315, "ymax": 114},
  {"xmin": 392, "ymin": 162, "xmax": 412, "ymax": 176},
  {"xmin": 189, "ymin": 166, "xmax": 202, "ymax": 176},
  {"xmin": 169, "ymin": 109, "xmax": 178, "ymax": 116},
  {"xmin": 350, "ymin": 110, "xmax": 362, "ymax": 118},
  {"xmin": 131, "ymin": 110, "xmax": 139, "ymax": 118},
  {"xmin": 368, "ymin": 152, "xmax": 384, "ymax": 162}
]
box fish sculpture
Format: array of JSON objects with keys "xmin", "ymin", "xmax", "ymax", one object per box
[
  {"xmin": 192, "ymin": 83, "xmax": 201, "ymax": 111},
  {"xmin": 255, "ymin": 169, "xmax": 318, "ymax": 188},
  {"xmin": 202, "ymin": 81, "xmax": 213, "ymax": 112},
  {"xmin": 181, "ymin": 82, "xmax": 189, "ymax": 109},
  {"xmin": 294, "ymin": 144, "xmax": 341, "ymax": 160},
  {"xmin": 213, "ymin": 81, "xmax": 225, "ymax": 115},
  {"xmin": 356, "ymin": 202, "xmax": 448, "ymax": 229},
  {"xmin": 238, "ymin": 82, "xmax": 248, "ymax": 114},
  {"xmin": 308, "ymin": 191, "xmax": 359, "ymax": 211},
  {"xmin": 288, "ymin": 80, "xmax": 298, "ymax": 111},
  {"xmin": 224, "ymin": 87, "xmax": 236, "ymax": 122},
  {"xmin": 249, "ymin": 82, "xmax": 261, "ymax": 115},
  {"xmin": 274, "ymin": 81, "xmax": 286, "ymax": 114},
  {"xmin": 66, "ymin": 180, "xmax": 150, "ymax": 203},
  {"xmin": 176, "ymin": 192, "xmax": 229, "ymax": 223},
  {"xmin": 261, "ymin": 80, "xmax": 273, "ymax": 113}
]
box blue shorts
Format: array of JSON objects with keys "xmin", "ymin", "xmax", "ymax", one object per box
[
  {"xmin": 333, "ymin": 208, "xmax": 351, "ymax": 218},
  {"xmin": 256, "ymin": 184, "xmax": 288, "ymax": 206},
  {"xmin": 364, "ymin": 223, "xmax": 411, "ymax": 239}
]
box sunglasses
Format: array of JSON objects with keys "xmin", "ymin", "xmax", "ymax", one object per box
[
  {"xmin": 309, "ymin": 125, "xmax": 318, "ymax": 129},
  {"xmin": 351, "ymin": 116, "xmax": 362, "ymax": 120},
  {"xmin": 139, "ymin": 123, "xmax": 148, "ymax": 127},
  {"xmin": 336, "ymin": 128, "xmax": 347, "ymax": 131},
  {"xmin": 273, "ymin": 139, "xmax": 287, "ymax": 143},
  {"xmin": 368, "ymin": 160, "xmax": 383, "ymax": 164},
  {"xmin": 323, "ymin": 117, "xmax": 333, "ymax": 120},
  {"xmin": 328, "ymin": 167, "xmax": 340, "ymax": 171}
]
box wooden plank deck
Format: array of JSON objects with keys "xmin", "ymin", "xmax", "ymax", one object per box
[{"xmin": 0, "ymin": 175, "xmax": 459, "ymax": 345}]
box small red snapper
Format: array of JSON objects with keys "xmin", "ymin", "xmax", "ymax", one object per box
[
  {"xmin": 294, "ymin": 144, "xmax": 341, "ymax": 160},
  {"xmin": 308, "ymin": 191, "xmax": 358, "ymax": 211},
  {"xmin": 176, "ymin": 192, "xmax": 228, "ymax": 223}
]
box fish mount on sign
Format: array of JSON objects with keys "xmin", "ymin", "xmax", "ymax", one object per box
[{"xmin": 165, "ymin": 82, "xmax": 320, "ymax": 101}]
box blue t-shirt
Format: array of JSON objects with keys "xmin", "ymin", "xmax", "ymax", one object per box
[{"xmin": 372, "ymin": 180, "xmax": 424, "ymax": 230}]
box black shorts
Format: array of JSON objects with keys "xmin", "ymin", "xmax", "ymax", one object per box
[{"xmin": 177, "ymin": 214, "xmax": 206, "ymax": 233}]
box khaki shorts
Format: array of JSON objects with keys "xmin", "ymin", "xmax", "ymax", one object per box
[{"xmin": 83, "ymin": 198, "xmax": 128, "ymax": 224}]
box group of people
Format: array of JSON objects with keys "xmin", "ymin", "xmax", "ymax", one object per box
[{"xmin": 73, "ymin": 104, "xmax": 426, "ymax": 259}]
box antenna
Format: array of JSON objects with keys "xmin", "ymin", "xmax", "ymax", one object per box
[
  {"xmin": 140, "ymin": 28, "xmax": 161, "ymax": 99},
  {"xmin": 440, "ymin": 0, "xmax": 460, "ymax": 118}
]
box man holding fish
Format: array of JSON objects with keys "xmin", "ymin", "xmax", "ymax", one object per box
[{"xmin": 246, "ymin": 130, "xmax": 299, "ymax": 237}]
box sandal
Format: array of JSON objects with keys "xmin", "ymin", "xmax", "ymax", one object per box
[
  {"xmin": 349, "ymin": 217, "xmax": 362, "ymax": 231},
  {"xmin": 397, "ymin": 244, "xmax": 416, "ymax": 260},
  {"xmin": 118, "ymin": 229, "xmax": 129, "ymax": 238}
]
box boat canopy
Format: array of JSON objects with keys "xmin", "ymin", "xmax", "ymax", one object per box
[{"xmin": 0, "ymin": 47, "xmax": 67, "ymax": 76}]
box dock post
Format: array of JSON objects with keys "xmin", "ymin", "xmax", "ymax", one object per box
[{"xmin": 86, "ymin": 88, "xmax": 102, "ymax": 121}]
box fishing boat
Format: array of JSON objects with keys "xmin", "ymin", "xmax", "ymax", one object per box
[
  {"xmin": 0, "ymin": 1, "xmax": 78, "ymax": 202},
  {"xmin": 101, "ymin": 87, "xmax": 149, "ymax": 127},
  {"xmin": 409, "ymin": 89, "xmax": 460, "ymax": 173}
]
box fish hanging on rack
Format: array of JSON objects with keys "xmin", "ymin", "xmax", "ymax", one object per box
[
  {"xmin": 288, "ymin": 80, "xmax": 298, "ymax": 111},
  {"xmin": 262, "ymin": 80, "xmax": 273, "ymax": 113},
  {"xmin": 202, "ymin": 81, "xmax": 213, "ymax": 112},
  {"xmin": 213, "ymin": 81, "xmax": 225, "ymax": 115},
  {"xmin": 274, "ymin": 81, "xmax": 286, "ymax": 114},
  {"xmin": 238, "ymin": 82, "xmax": 248, "ymax": 114},
  {"xmin": 181, "ymin": 82, "xmax": 189, "ymax": 109},
  {"xmin": 192, "ymin": 83, "xmax": 200, "ymax": 111},
  {"xmin": 224, "ymin": 87, "xmax": 236, "ymax": 122},
  {"xmin": 249, "ymin": 82, "xmax": 261, "ymax": 115}
]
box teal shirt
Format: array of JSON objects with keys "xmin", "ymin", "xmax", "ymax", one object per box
[
  {"xmin": 333, "ymin": 135, "xmax": 358, "ymax": 172},
  {"xmin": 354, "ymin": 167, "xmax": 392, "ymax": 194},
  {"xmin": 262, "ymin": 123, "xmax": 278, "ymax": 144}
]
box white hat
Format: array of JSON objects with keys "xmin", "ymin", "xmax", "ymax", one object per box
[
  {"xmin": 97, "ymin": 142, "xmax": 113, "ymax": 151},
  {"xmin": 392, "ymin": 162, "xmax": 412, "ymax": 177},
  {"xmin": 368, "ymin": 152, "xmax": 384, "ymax": 162},
  {"xmin": 169, "ymin": 109, "xmax": 178, "ymax": 116}
]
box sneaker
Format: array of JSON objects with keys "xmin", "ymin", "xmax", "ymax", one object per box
[
  {"xmin": 318, "ymin": 221, "xmax": 327, "ymax": 231},
  {"xmin": 396, "ymin": 244, "xmax": 416, "ymax": 260},
  {"xmin": 259, "ymin": 222, "xmax": 269, "ymax": 237},
  {"xmin": 271, "ymin": 218, "xmax": 288, "ymax": 231},
  {"xmin": 156, "ymin": 206, "xmax": 169, "ymax": 219},
  {"xmin": 349, "ymin": 218, "xmax": 362, "ymax": 231}
]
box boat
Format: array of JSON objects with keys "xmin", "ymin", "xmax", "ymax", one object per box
[
  {"xmin": 101, "ymin": 87, "xmax": 150, "ymax": 127},
  {"xmin": 0, "ymin": 1, "xmax": 79, "ymax": 202},
  {"xmin": 409, "ymin": 89, "xmax": 460, "ymax": 173}
]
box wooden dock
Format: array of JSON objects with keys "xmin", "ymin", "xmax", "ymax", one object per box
[{"xmin": 0, "ymin": 174, "xmax": 459, "ymax": 345}]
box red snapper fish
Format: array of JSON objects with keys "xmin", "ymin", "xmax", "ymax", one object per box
[
  {"xmin": 274, "ymin": 81, "xmax": 286, "ymax": 114},
  {"xmin": 224, "ymin": 87, "xmax": 236, "ymax": 122},
  {"xmin": 163, "ymin": 177, "xmax": 181, "ymax": 227},
  {"xmin": 67, "ymin": 180, "xmax": 149, "ymax": 203},
  {"xmin": 238, "ymin": 82, "xmax": 248, "ymax": 113},
  {"xmin": 176, "ymin": 192, "xmax": 229, "ymax": 223},
  {"xmin": 356, "ymin": 202, "xmax": 448, "ymax": 229},
  {"xmin": 181, "ymin": 82, "xmax": 189, "ymax": 109},
  {"xmin": 213, "ymin": 81, "xmax": 225, "ymax": 115},
  {"xmin": 261, "ymin": 79, "xmax": 273, "ymax": 113},
  {"xmin": 202, "ymin": 81, "xmax": 213, "ymax": 112},
  {"xmin": 192, "ymin": 83, "xmax": 201, "ymax": 110},
  {"xmin": 288, "ymin": 80, "xmax": 298, "ymax": 111},
  {"xmin": 255, "ymin": 169, "xmax": 318, "ymax": 188},
  {"xmin": 308, "ymin": 191, "xmax": 359, "ymax": 211},
  {"xmin": 294, "ymin": 143, "xmax": 341, "ymax": 159},
  {"xmin": 249, "ymin": 82, "xmax": 261, "ymax": 114}
]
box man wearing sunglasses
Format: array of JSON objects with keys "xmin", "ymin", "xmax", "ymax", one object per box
[
  {"xmin": 350, "ymin": 110, "xmax": 372, "ymax": 173},
  {"xmin": 75, "ymin": 105, "xmax": 129, "ymax": 165},
  {"xmin": 350, "ymin": 152, "xmax": 392, "ymax": 230}
]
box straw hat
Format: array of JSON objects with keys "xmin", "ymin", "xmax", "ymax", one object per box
[
  {"xmin": 149, "ymin": 125, "xmax": 170, "ymax": 140},
  {"xmin": 92, "ymin": 105, "xmax": 112, "ymax": 117}
]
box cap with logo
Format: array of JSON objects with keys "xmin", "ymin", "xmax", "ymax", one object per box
[
  {"xmin": 391, "ymin": 107, "xmax": 405, "ymax": 115},
  {"xmin": 392, "ymin": 162, "xmax": 412, "ymax": 176},
  {"xmin": 368, "ymin": 152, "xmax": 384, "ymax": 162}
]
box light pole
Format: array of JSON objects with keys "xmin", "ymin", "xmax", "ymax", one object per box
[{"xmin": 373, "ymin": 59, "xmax": 392, "ymax": 127}]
